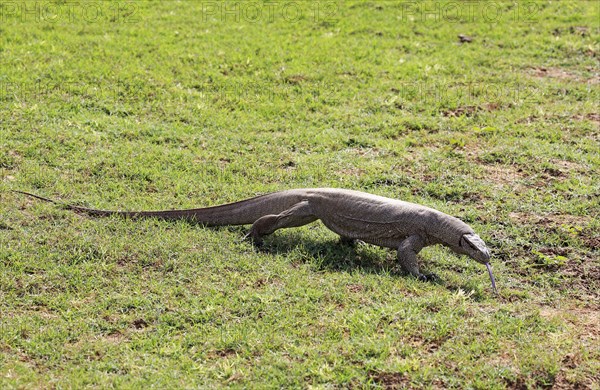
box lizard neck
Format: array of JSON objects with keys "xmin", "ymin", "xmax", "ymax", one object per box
[{"xmin": 426, "ymin": 210, "xmax": 474, "ymax": 248}]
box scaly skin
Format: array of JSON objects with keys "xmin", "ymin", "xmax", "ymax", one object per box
[{"xmin": 13, "ymin": 188, "xmax": 496, "ymax": 292}]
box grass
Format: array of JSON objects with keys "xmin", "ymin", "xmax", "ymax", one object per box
[{"xmin": 1, "ymin": 0, "xmax": 598, "ymax": 388}]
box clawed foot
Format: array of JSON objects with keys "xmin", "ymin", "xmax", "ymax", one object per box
[
  {"xmin": 338, "ymin": 237, "xmax": 366, "ymax": 247},
  {"xmin": 241, "ymin": 232, "xmax": 264, "ymax": 248},
  {"xmin": 416, "ymin": 272, "xmax": 440, "ymax": 282}
]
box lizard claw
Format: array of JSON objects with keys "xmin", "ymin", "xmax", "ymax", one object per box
[
  {"xmin": 339, "ymin": 237, "xmax": 365, "ymax": 247},
  {"xmin": 241, "ymin": 232, "xmax": 264, "ymax": 248},
  {"xmin": 417, "ymin": 272, "xmax": 440, "ymax": 282}
]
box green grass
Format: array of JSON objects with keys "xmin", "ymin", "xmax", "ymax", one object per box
[{"xmin": 1, "ymin": 1, "xmax": 598, "ymax": 388}]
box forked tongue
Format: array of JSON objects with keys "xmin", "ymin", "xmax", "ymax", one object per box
[{"xmin": 485, "ymin": 263, "xmax": 498, "ymax": 294}]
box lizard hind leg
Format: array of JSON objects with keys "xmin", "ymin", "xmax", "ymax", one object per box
[{"xmin": 246, "ymin": 201, "xmax": 318, "ymax": 244}]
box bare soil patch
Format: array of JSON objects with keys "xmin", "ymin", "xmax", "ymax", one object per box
[
  {"xmin": 573, "ymin": 113, "xmax": 600, "ymax": 125},
  {"xmin": 508, "ymin": 212, "xmax": 598, "ymax": 297},
  {"xmin": 336, "ymin": 167, "xmax": 366, "ymax": 178},
  {"xmin": 539, "ymin": 307, "xmax": 599, "ymax": 340},
  {"xmin": 508, "ymin": 212, "xmax": 591, "ymax": 227},
  {"xmin": 367, "ymin": 370, "xmax": 411, "ymax": 389},
  {"xmin": 208, "ymin": 348, "xmax": 237, "ymax": 359},
  {"xmin": 539, "ymin": 307, "xmax": 599, "ymax": 388},
  {"xmin": 442, "ymin": 103, "xmax": 502, "ymax": 117},
  {"xmin": 284, "ymin": 74, "xmax": 309, "ymax": 84},
  {"xmin": 346, "ymin": 283, "xmax": 364, "ymax": 293},
  {"xmin": 104, "ymin": 331, "xmax": 126, "ymax": 344},
  {"xmin": 131, "ymin": 318, "xmax": 149, "ymax": 330},
  {"xmin": 483, "ymin": 165, "xmax": 526, "ymax": 186},
  {"xmin": 549, "ymin": 159, "xmax": 587, "ymax": 173},
  {"xmin": 529, "ymin": 67, "xmax": 599, "ymax": 84}
]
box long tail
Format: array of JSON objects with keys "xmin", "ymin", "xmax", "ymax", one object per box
[
  {"xmin": 12, "ymin": 190, "xmax": 306, "ymax": 226},
  {"xmin": 13, "ymin": 190, "xmax": 119, "ymax": 217}
]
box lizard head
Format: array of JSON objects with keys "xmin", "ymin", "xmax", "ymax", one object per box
[
  {"xmin": 458, "ymin": 233, "xmax": 490, "ymax": 264},
  {"xmin": 458, "ymin": 233, "xmax": 497, "ymax": 294}
]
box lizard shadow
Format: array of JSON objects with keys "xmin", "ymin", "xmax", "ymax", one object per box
[
  {"xmin": 216, "ymin": 227, "xmax": 480, "ymax": 294},
  {"xmin": 263, "ymin": 236, "xmax": 397, "ymax": 276},
  {"xmin": 218, "ymin": 226, "xmax": 393, "ymax": 275},
  {"xmin": 221, "ymin": 226, "xmax": 442, "ymax": 281},
  {"xmin": 262, "ymin": 236, "xmax": 453, "ymax": 291}
]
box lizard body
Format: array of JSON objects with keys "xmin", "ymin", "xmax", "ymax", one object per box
[{"xmin": 14, "ymin": 188, "xmax": 496, "ymax": 292}]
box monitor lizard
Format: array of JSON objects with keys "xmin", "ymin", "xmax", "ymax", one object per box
[{"xmin": 14, "ymin": 188, "xmax": 497, "ymax": 293}]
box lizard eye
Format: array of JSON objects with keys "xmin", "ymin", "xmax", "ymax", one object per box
[
  {"xmin": 461, "ymin": 234, "xmax": 481, "ymax": 251},
  {"xmin": 464, "ymin": 239, "xmax": 478, "ymax": 250}
]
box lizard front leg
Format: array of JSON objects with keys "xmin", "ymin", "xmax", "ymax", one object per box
[
  {"xmin": 397, "ymin": 234, "xmax": 433, "ymax": 281},
  {"xmin": 245, "ymin": 201, "xmax": 318, "ymax": 244}
]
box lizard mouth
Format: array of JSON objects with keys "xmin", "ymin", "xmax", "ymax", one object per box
[{"xmin": 485, "ymin": 263, "xmax": 498, "ymax": 294}]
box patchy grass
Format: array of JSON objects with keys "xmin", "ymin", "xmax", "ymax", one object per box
[{"xmin": 1, "ymin": 1, "xmax": 598, "ymax": 388}]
